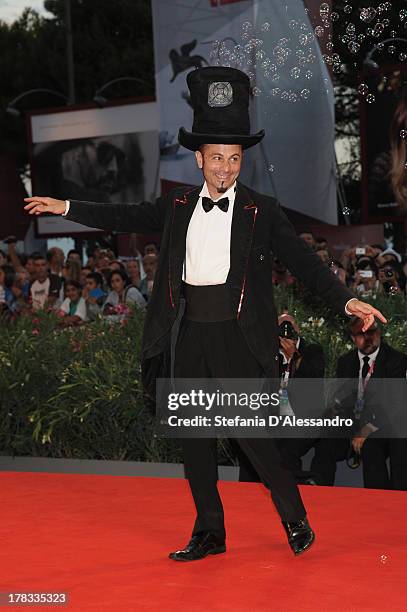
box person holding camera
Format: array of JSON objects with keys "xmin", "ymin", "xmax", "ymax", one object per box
[
  {"xmin": 238, "ymin": 313, "xmax": 326, "ymax": 484},
  {"xmin": 352, "ymin": 257, "xmax": 380, "ymax": 297},
  {"xmin": 377, "ymin": 261, "xmax": 405, "ymax": 295}
]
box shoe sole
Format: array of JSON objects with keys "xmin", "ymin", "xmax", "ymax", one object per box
[
  {"xmin": 169, "ymin": 545, "xmax": 226, "ymax": 562},
  {"xmin": 293, "ymin": 531, "xmax": 315, "ymax": 556}
]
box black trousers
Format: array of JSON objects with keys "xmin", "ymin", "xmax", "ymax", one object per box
[
  {"xmin": 174, "ymin": 317, "xmax": 306, "ymax": 541},
  {"xmin": 362, "ymin": 436, "xmax": 407, "ymax": 490}
]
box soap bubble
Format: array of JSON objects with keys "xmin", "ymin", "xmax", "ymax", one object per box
[
  {"xmin": 342, "ymin": 207, "xmax": 351, "ymax": 215},
  {"xmin": 400, "ymin": 53, "xmax": 407, "ymax": 62},
  {"xmin": 344, "ymin": 5, "xmax": 352, "ymax": 14},
  {"xmin": 400, "ymin": 9, "xmax": 407, "ymax": 21},
  {"xmin": 300, "ymin": 88, "xmax": 310, "ymax": 100},
  {"xmin": 348, "ymin": 41, "xmax": 360, "ymax": 54},
  {"xmin": 366, "ymin": 94, "xmax": 375, "ymax": 103},
  {"xmin": 268, "ymin": 163, "xmax": 275, "ymax": 172},
  {"xmin": 290, "ymin": 67, "xmax": 301, "ymax": 78},
  {"xmin": 388, "ymin": 45, "xmax": 396, "ymax": 55},
  {"xmin": 252, "ymin": 86, "xmax": 261, "ymax": 96},
  {"xmin": 242, "ymin": 21, "xmax": 252, "ymax": 31},
  {"xmin": 261, "ymin": 22, "xmax": 271, "ymax": 32},
  {"xmin": 289, "ymin": 19, "xmax": 299, "ymax": 30},
  {"xmin": 389, "ymin": 287, "xmax": 399, "ymax": 296},
  {"xmin": 358, "ymin": 83, "xmax": 369, "ymax": 95},
  {"xmin": 315, "ymin": 26, "xmax": 324, "ymax": 37},
  {"xmin": 305, "ymin": 70, "xmax": 313, "ymax": 79},
  {"xmin": 320, "ymin": 3, "xmax": 330, "ymax": 19},
  {"xmin": 346, "ymin": 23, "xmax": 356, "ymax": 35},
  {"xmin": 360, "ymin": 7, "xmax": 376, "ymax": 23},
  {"xmin": 400, "ymin": 130, "xmax": 407, "ymax": 139},
  {"xmin": 270, "ymin": 87, "xmax": 281, "ymax": 97},
  {"xmin": 331, "ymin": 12, "xmax": 339, "ymax": 21}
]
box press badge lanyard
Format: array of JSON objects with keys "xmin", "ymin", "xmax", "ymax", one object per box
[
  {"xmin": 355, "ymin": 360, "xmax": 375, "ymax": 420},
  {"xmin": 279, "ymin": 359, "xmax": 294, "ymax": 408}
]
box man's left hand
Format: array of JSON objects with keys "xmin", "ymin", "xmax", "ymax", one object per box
[{"xmin": 346, "ymin": 299, "xmax": 387, "ymax": 331}]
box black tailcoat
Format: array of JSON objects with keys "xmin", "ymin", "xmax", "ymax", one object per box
[{"xmin": 66, "ymin": 182, "xmax": 355, "ymax": 396}]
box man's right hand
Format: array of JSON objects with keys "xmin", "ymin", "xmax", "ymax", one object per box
[{"xmin": 24, "ymin": 197, "xmax": 66, "ymax": 216}]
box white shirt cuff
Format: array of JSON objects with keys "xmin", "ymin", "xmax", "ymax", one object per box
[
  {"xmin": 62, "ymin": 200, "xmax": 70, "ymax": 216},
  {"xmin": 344, "ymin": 297, "xmax": 358, "ymax": 315}
]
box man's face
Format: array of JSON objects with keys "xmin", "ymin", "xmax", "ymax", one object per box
[
  {"xmin": 26, "ymin": 258, "xmax": 35, "ymax": 275},
  {"xmin": 68, "ymin": 253, "xmax": 81, "ymax": 264},
  {"xmin": 316, "ymin": 249, "xmax": 330, "ymax": 264},
  {"xmin": 300, "ymin": 233, "xmax": 315, "ymax": 250},
  {"xmin": 350, "ymin": 324, "xmax": 381, "ymax": 355},
  {"xmin": 143, "ymin": 255, "xmax": 157, "ymax": 279},
  {"xmin": 195, "ymin": 144, "xmax": 242, "ymax": 194},
  {"xmin": 34, "ymin": 258, "xmax": 48, "ymax": 281}
]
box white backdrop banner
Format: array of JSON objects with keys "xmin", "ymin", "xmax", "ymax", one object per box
[{"xmin": 152, "ymin": 0, "xmax": 337, "ymax": 224}]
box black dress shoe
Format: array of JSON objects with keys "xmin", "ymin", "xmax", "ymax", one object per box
[
  {"xmin": 282, "ymin": 517, "xmax": 315, "ymax": 556},
  {"xmin": 169, "ymin": 532, "xmax": 226, "ymax": 562}
]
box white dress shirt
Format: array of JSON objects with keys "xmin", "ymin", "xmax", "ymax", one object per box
[
  {"xmin": 182, "ymin": 181, "xmax": 236, "ymax": 285},
  {"xmin": 357, "ymin": 345, "xmax": 380, "ymax": 380}
]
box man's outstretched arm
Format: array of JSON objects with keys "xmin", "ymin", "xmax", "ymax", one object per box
[{"xmin": 23, "ymin": 195, "xmax": 167, "ymax": 234}]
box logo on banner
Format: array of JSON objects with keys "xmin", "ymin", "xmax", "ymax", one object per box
[{"xmin": 208, "ymin": 82, "xmax": 233, "ymax": 107}]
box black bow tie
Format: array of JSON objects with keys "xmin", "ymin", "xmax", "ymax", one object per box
[{"xmin": 202, "ymin": 196, "xmax": 229, "ymax": 213}]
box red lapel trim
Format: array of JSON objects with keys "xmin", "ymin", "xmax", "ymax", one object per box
[{"xmin": 237, "ymin": 203, "xmax": 258, "ymax": 318}]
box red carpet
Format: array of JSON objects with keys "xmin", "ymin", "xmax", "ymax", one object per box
[{"xmin": 0, "ymin": 472, "xmax": 405, "ymax": 611}]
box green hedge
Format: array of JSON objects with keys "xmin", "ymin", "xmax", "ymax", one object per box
[{"xmin": 1, "ymin": 287, "xmax": 406, "ymax": 462}]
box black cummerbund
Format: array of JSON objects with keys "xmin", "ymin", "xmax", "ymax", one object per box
[{"xmin": 182, "ymin": 282, "xmax": 235, "ymax": 322}]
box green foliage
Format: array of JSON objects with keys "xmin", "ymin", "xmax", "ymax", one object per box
[{"xmin": 1, "ymin": 289, "xmax": 406, "ymax": 462}]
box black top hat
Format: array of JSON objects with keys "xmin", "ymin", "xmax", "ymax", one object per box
[{"xmin": 178, "ymin": 66, "xmax": 265, "ymax": 151}]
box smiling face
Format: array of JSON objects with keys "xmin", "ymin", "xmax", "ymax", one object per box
[
  {"xmin": 65, "ymin": 283, "xmax": 81, "ymax": 302},
  {"xmin": 195, "ymin": 143, "xmax": 242, "ymax": 198}
]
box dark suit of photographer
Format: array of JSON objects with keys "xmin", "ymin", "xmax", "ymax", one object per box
[{"xmin": 335, "ymin": 318, "xmax": 407, "ymax": 490}]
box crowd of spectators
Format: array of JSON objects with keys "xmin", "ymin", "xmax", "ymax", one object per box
[
  {"xmin": 0, "ymin": 237, "xmax": 159, "ymax": 324},
  {"xmin": 1, "ymin": 229, "xmax": 406, "ymax": 325},
  {"xmin": 273, "ymin": 229, "xmax": 407, "ymax": 298}
]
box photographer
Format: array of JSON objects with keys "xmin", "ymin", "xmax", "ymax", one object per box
[
  {"xmin": 238, "ymin": 313, "xmax": 325, "ymax": 483},
  {"xmin": 352, "ymin": 257, "xmax": 380, "ymax": 297},
  {"xmin": 377, "ymin": 261, "xmax": 405, "ymax": 295}
]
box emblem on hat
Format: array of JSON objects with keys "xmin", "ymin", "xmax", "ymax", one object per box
[{"xmin": 208, "ymin": 81, "xmax": 233, "ymax": 107}]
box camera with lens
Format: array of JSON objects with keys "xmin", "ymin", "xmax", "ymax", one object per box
[{"xmin": 279, "ymin": 320, "xmax": 298, "ymax": 341}]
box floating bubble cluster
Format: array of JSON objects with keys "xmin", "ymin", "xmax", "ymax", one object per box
[{"xmin": 207, "ymin": 0, "xmax": 407, "ymax": 122}]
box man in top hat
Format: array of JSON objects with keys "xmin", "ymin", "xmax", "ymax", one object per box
[{"xmin": 24, "ymin": 67, "xmax": 386, "ymax": 561}]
